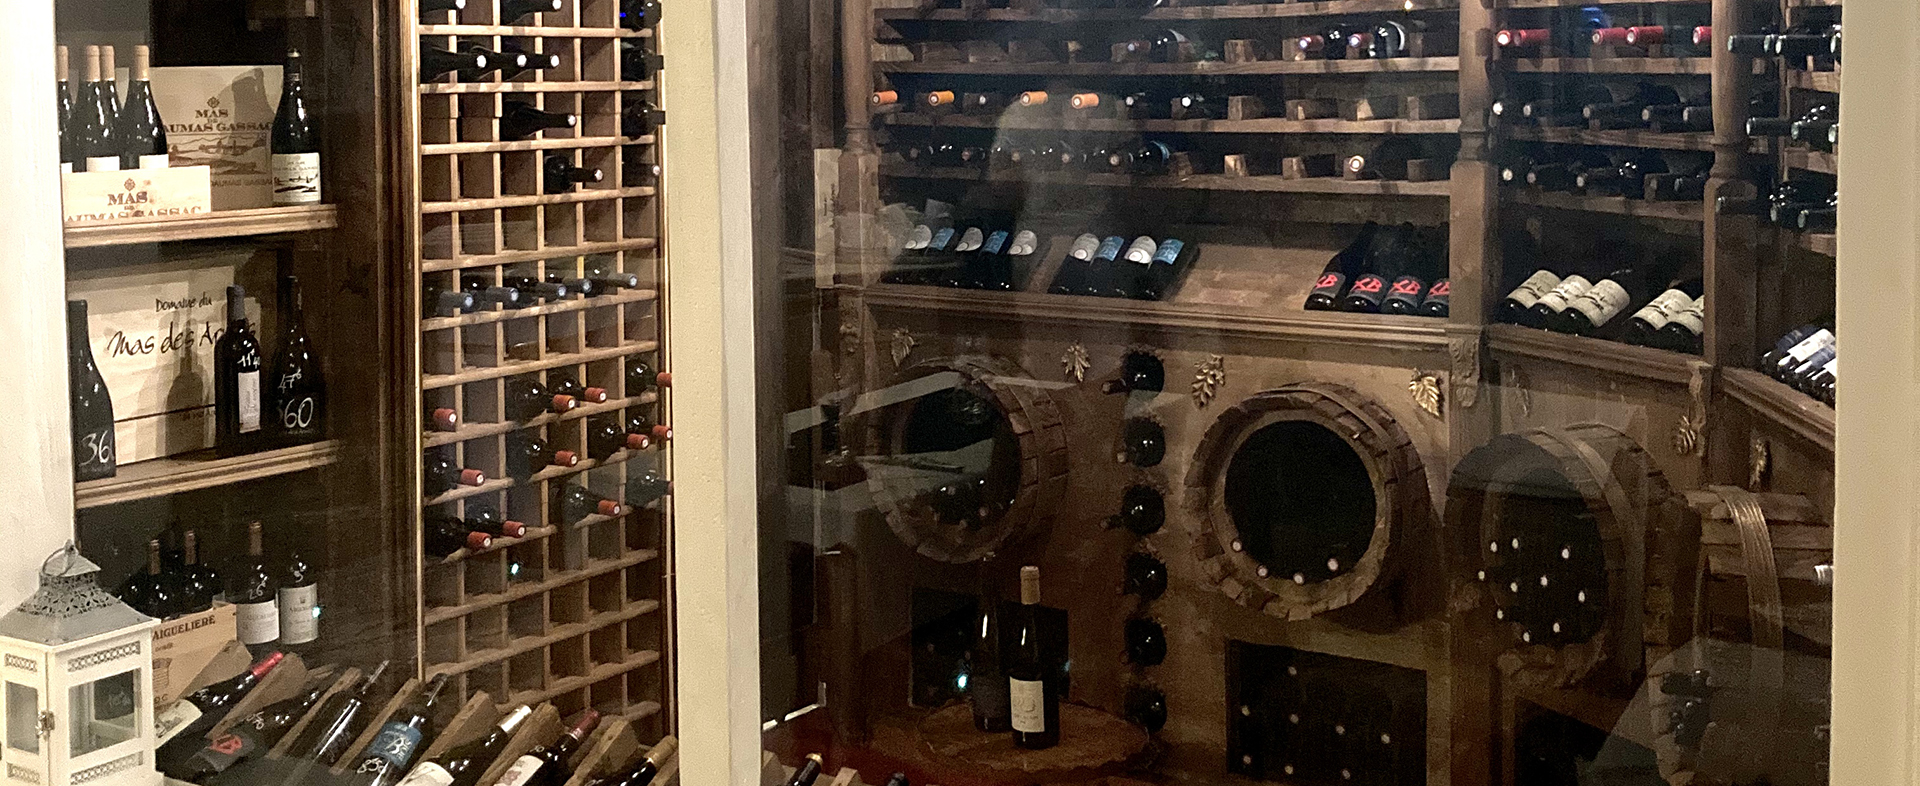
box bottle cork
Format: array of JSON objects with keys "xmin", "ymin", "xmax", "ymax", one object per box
[
  {"xmin": 100, "ymin": 45, "xmax": 116, "ymax": 83},
  {"xmin": 56, "ymin": 46, "xmax": 69, "ymax": 82},
  {"xmin": 84, "ymin": 45, "xmax": 101, "ymax": 83},
  {"xmin": 1020, "ymin": 565, "xmax": 1041, "ymax": 605},
  {"xmin": 133, "ymin": 45, "xmax": 151, "ymax": 81}
]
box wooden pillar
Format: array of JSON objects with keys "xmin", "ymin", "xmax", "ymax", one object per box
[{"xmin": 1701, "ymin": 0, "xmax": 1758, "ymax": 484}]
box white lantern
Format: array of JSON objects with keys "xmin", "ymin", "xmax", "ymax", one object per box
[{"xmin": 0, "ymin": 545, "xmax": 160, "ymax": 786}]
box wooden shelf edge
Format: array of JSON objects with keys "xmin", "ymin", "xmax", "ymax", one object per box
[
  {"xmin": 876, "ymin": 55, "xmax": 1461, "ymax": 76},
  {"xmin": 64, "ymin": 205, "xmax": 339, "ymax": 249},
  {"xmin": 1718, "ymin": 367, "xmax": 1834, "ymax": 454},
  {"xmin": 506, "ymin": 650, "xmax": 663, "ymax": 707},
  {"xmin": 1501, "ymin": 57, "xmax": 1712, "ymax": 75},
  {"xmin": 1790, "ymin": 231, "xmax": 1837, "ymax": 257},
  {"xmin": 423, "ymin": 289, "xmax": 659, "ymax": 331},
  {"xmin": 1501, "ymin": 188, "xmax": 1705, "ymax": 222},
  {"xmin": 883, "ymin": 165, "xmax": 1454, "ymax": 196},
  {"xmin": 427, "ymin": 551, "xmax": 662, "ymax": 626},
  {"xmin": 859, "ymin": 284, "xmax": 1450, "ymax": 352},
  {"xmin": 1502, "ymin": 125, "xmax": 1716, "ymax": 152},
  {"xmin": 75, "ymin": 439, "xmax": 343, "ymax": 509},
  {"xmin": 426, "ymin": 392, "xmax": 661, "ymax": 449},
  {"xmin": 420, "ymin": 24, "xmax": 652, "ymax": 38},
  {"xmin": 1485, "ymin": 323, "xmax": 1703, "ymax": 386},
  {"xmin": 878, "ymin": 0, "xmax": 1457, "ymax": 22},
  {"xmin": 1782, "ymin": 148, "xmax": 1838, "ymax": 175},
  {"xmin": 423, "ymin": 446, "xmax": 645, "ymax": 506},
  {"xmin": 881, "ymin": 113, "xmax": 1461, "ymax": 135},
  {"xmin": 423, "ymin": 135, "xmax": 656, "ymax": 155},
  {"xmin": 421, "ymin": 237, "xmax": 661, "ymax": 274},
  {"xmin": 424, "ymin": 340, "xmax": 664, "ymax": 390},
  {"xmin": 420, "ymin": 79, "xmax": 655, "ymax": 95},
  {"xmin": 422, "ymin": 186, "xmax": 655, "ymax": 215},
  {"xmin": 1786, "ymin": 70, "xmax": 1841, "ymax": 93}
]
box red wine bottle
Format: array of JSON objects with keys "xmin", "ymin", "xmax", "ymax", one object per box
[
  {"xmin": 165, "ymin": 680, "xmax": 328, "ymax": 778},
  {"xmin": 621, "ymin": 0, "xmax": 662, "ymax": 30},
  {"xmin": 349, "ymin": 673, "xmax": 454, "ymax": 786},
  {"xmin": 427, "ymin": 405, "xmax": 460, "ymax": 432},
  {"xmin": 544, "ymin": 154, "xmax": 604, "ymax": 194},
  {"xmin": 509, "ymin": 432, "xmax": 577, "ymax": 481},
  {"xmin": 119, "ymin": 46, "xmax": 169, "ymax": 169},
  {"xmin": 154, "ymin": 651, "xmax": 286, "ymax": 748},
  {"xmin": 594, "ymin": 738, "xmax": 679, "ymax": 786},
  {"xmin": 1623, "ymin": 277, "xmax": 1703, "ymax": 346},
  {"xmin": 587, "ymin": 418, "xmax": 629, "ymax": 460},
  {"xmin": 626, "ymin": 468, "xmax": 672, "ymax": 507},
  {"xmin": 181, "ymin": 530, "xmax": 222, "ymax": 612},
  {"xmin": 1120, "ymin": 418, "xmax": 1166, "ymax": 467},
  {"xmin": 1101, "ymin": 351, "xmax": 1164, "ymax": 394},
  {"xmin": 466, "ymin": 503, "xmax": 529, "ymax": 538},
  {"xmin": 278, "ymin": 549, "xmax": 319, "ymax": 648},
  {"xmin": 420, "ymin": 0, "xmax": 467, "ymax": 13},
  {"xmin": 394, "ymin": 705, "xmax": 533, "ymax": 786},
  {"xmin": 625, "ymin": 416, "xmax": 671, "ymax": 447},
  {"xmin": 119, "ymin": 540, "xmax": 181, "ymax": 619},
  {"xmin": 492, "ymin": 710, "xmax": 601, "ymax": 786},
  {"xmin": 68, "ymin": 300, "xmax": 116, "ymax": 481},
  {"xmin": 551, "ymin": 371, "xmax": 608, "ymax": 404},
  {"xmin": 627, "ymin": 358, "xmax": 670, "ymax": 394},
  {"xmin": 425, "ymin": 518, "xmax": 493, "ymax": 558},
  {"xmin": 1124, "ymin": 617, "xmax": 1167, "ymax": 665},
  {"xmin": 232, "ymin": 522, "xmax": 282, "ymax": 656},
  {"xmin": 1007, "ymin": 566, "xmax": 1060, "ymax": 749},
  {"xmin": 425, "ymin": 453, "xmax": 488, "ymax": 495},
  {"xmin": 501, "ymin": 101, "xmax": 577, "ymax": 141},
  {"xmin": 423, "ymin": 45, "xmax": 488, "ymax": 81},
  {"xmin": 293, "ymin": 660, "xmax": 393, "ymax": 766},
  {"xmin": 557, "ymin": 484, "xmax": 624, "ymax": 521},
  {"xmin": 272, "ymin": 50, "xmax": 322, "ymax": 205},
  {"xmin": 1123, "ymin": 552, "xmax": 1168, "ymax": 599},
  {"xmin": 507, "ymin": 376, "xmax": 576, "ymax": 422},
  {"xmin": 216, "ymin": 285, "xmax": 266, "ymax": 455},
  {"xmin": 459, "ymin": 45, "xmax": 523, "ymax": 82},
  {"xmin": 271, "ymin": 276, "xmax": 327, "ymax": 446}
]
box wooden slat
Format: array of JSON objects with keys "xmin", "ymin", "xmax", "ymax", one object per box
[
  {"xmin": 422, "ymin": 340, "xmax": 662, "ymax": 390},
  {"xmin": 422, "ymin": 238, "xmax": 660, "ymax": 273},
  {"xmin": 419, "ymin": 693, "xmax": 500, "ymax": 762},
  {"xmin": 426, "ymin": 392, "xmax": 660, "ymax": 448},
  {"xmin": 436, "ymin": 525, "xmax": 560, "ymax": 564},
  {"xmin": 431, "ymin": 603, "xmax": 661, "ymax": 678},
  {"xmin": 880, "ymin": 112, "xmax": 1460, "ymax": 135},
  {"xmin": 1502, "ymin": 57, "xmax": 1712, "ymax": 75},
  {"xmin": 559, "ymin": 719, "xmax": 643, "ymax": 786},
  {"xmin": 506, "ymin": 651, "xmax": 662, "ymax": 707},
  {"xmin": 422, "ymin": 186, "xmax": 656, "ymax": 214},
  {"xmin": 421, "ymin": 80, "xmax": 655, "ymax": 94},
  {"xmin": 422, "ymin": 289, "xmax": 658, "ymax": 331},
  {"xmin": 426, "ymin": 552, "xmax": 661, "ymax": 626},
  {"xmin": 876, "ymin": 0, "xmax": 1456, "ymax": 21},
  {"xmin": 1504, "ymin": 125, "xmax": 1717, "ymax": 152},
  {"xmin": 1792, "ymin": 231, "xmax": 1837, "ymax": 257},
  {"xmin": 1485, "ymin": 323, "xmax": 1703, "ymax": 386},
  {"xmin": 1501, "ymin": 187, "xmax": 1705, "ymax": 222},
  {"xmin": 63, "ymin": 205, "xmax": 339, "ymax": 248},
  {"xmin": 1782, "ymin": 147, "xmax": 1838, "ymax": 174},
  {"xmin": 1786, "ymin": 69, "xmax": 1841, "ymax": 93},
  {"xmin": 420, "ymin": 24, "xmax": 653, "ymax": 38},
  {"xmin": 474, "ymin": 705, "xmax": 564, "ymax": 786},
  {"xmin": 423, "ymin": 447, "xmax": 643, "ymax": 506},
  {"xmin": 883, "ymin": 164, "xmax": 1453, "ymax": 196},
  {"xmin": 267, "ymin": 667, "xmax": 363, "ymax": 758},
  {"xmin": 76, "ymin": 440, "xmax": 343, "ymax": 509},
  {"xmin": 877, "ymin": 56, "xmax": 1461, "ymax": 76},
  {"xmin": 424, "ymin": 135, "xmax": 656, "ymax": 155},
  {"xmin": 1719, "ymin": 367, "xmax": 1835, "ymax": 454}
]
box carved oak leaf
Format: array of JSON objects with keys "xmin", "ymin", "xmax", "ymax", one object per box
[
  {"xmin": 889, "ymin": 327, "xmax": 916, "ymax": 367},
  {"xmin": 1191, "ymin": 354, "xmax": 1225, "ymax": 409},
  {"xmin": 1062, "ymin": 343, "xmax": 1091, "ymax": 383},
  {"xmin": 1749, "ymin": 437, "xmax": 1772, "ymax": 491},
  {"xmin": 1671, "ymin": 415, "xmax": 1701, "ymax": 456},
  {"xmin": 1409, "ymin": 372, "xmax": 1443, "ymax": 419}
]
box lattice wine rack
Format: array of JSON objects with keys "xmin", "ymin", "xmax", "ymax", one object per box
[{"xmin": 403, "ymin": 0, "xmax": 671, "ymax": 735}]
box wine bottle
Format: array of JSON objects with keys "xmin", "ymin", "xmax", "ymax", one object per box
[
  {"xmin": 558, "ymin": 484, "xmax": 624, "ymax": 521},
  {"xmin": 1125, "ymin": 617, "xmax": 1167, "ymax": 665},
  {"xmin": 181, "ymin": 530, "xmax": 222, "ymax": 612},
  {"xmin": 551, "ymin": 371, "xmax": 609, "ymax": 404},
  {"xmin": 544, "ymin": 154, "xmax": 604, "ymax": 193},
  {"xmin": 1784, "ymin": 340, "xmax": 1835, "ymax": 390},
  {"xmin": 1007, "ymin": 566, "xmax": 1060, "ymax": 749},
  {"xmin": 505, "ymin": 273, "xmax": 569, "ymax": 301},
  {"xmin": 591, "ymin": 738, "xmax": 678, "ymax": 786},
  {"xmin": 501, "ymin": 0, "xmax": 563, "ymax": 22},
  {"xmin": 1622, "ymin": 277, "xmax": 1703, "ymax": 346},
  {"xmin": 585, "ymin": 263, "xmax": 641, "ymax": 292},
  {"xmin": 968, "ymin": 578, "xmax": 1010, "ymax": 732},
  {"xmin": 426, "ymin": 287, "xmax": 475, "ymax": 317},
  {"xmin": 462, "ymin": 275, "xmax": 522, "ymax": 310},
  {"xmin": 619, "ymin": 39, "xmax": 664, "ymax": 83},
  {"xmin": 154, "ymin": 651, "xmax": 286, "ymax": 748},
  {"xmin": 1305, "ymin": 223, "xmax": 1378, "ymax": 311},
  {"xmin": 395, "ymin": 705, "xmax": 533, "ymax": 786},
  {"xmin": 587, "ymin": 418, "xmax": 629, "ymax": 460},
  {"xmin": 1112, "ymin": 235, "xmax": 1158, "ymax": 299},
  {"xmin": 278, "ymin": 549, "xmax": 319, "ymax": 649},
  {"xmin": 1124, "ymin": 685, "xmax": 1168, "ymax": 732},
  {"xmin": 627, "ymin": 358, "xmax": 670, "ymax": 394},
  {"xmin": 1077, "ymin": 235, "xmax": 1128, "ymax": 298},
  {"xmin": 270, "ymin": 276, "xmax": 326, "ymax": 445},
  {"xmin": 215, "ymin": 285, "xmax": 266, "ymax": 454},
  {"xmin": 425, "ymin": 518, "xmax": 493, "ymax": 558},
  {"xmin": 120, "ymin": 46, "xmax": 169, "ymax": 169},
  {"xmin": 425, "ymin": 452, "xmax": 488, "ymax": 495},
  {"xmin": 621, "ymin": 0, "xmax": 663, "ymax": 30},
  {"xmin": 1109, "ymin": 485, "xmax": 1164, "ymax": 535},
  {"xmin": 502, "ymin": 44, "xmax": 563, "ymax": 81},
  {"xmin": 1171, "ymin": 92, "xmax": 1220, "ymax": 120},
  {"xmin": 293, "ymin": 660, "xmax": 393, "ymax": 766},
  {"xmin": 1527, "ymin": 272, "xmax": 1594, "ymax": 327},
  {"xmin": 1580, "ymin": 82, "xmax": 1682, "ymax": 128},
  {"xmin": 1145, "ymin": 28, "xmax": 1196, "ymax": 62},
  {"xmin": 76, "ymin": 46, "xmax": 120, "ymax": 172},
  {"xmin": 623, "ymin": 100, "xmax": 668, "ymax": 137},
  {"xmin": 270, "ymin": 50, "xmax": 322, "ymax": 205},
  {"xmin": 1047, "ymin": 233, "xmax": 1101, "ymax": 295},
  {"xmin": 626, "ymin": 469, "xmax": 673, "ymax": 507},
  {"xmin": 507, "ymin": 376, "xmax": 576, "ymax": 421},
  {"xmin": 67, "ymin": 300, "xmax": 116, "ymax": 482},
  {"xmin": 625, "ymin": 415, "xmax": 671, "ymax": 449},
  {"xmin": 1381, "ymin": 231, "xmax": 1443, "ymax": 316},
  {"xmin": 500, "ymin": 101, "xmax": 577, "ymax": 141},
  {"xmin": 1757, "ymin": 320, "xmax": 1831, "ymax": 371},
  {"xmin": 1554, "ymin": 266, "xmax": 1646, "ymax": 335},
  {"xmin": 1656, "ymin": 295, "xmax": 1706, "ymax": 354},
  {"xmin": 421, "ymin": 0, "xmax": 467, "ymax": 13},
  {"xmin": 1102, "ymin": 351, "xmax": 1165, "ymax": 394},
  {"xmin": 120, "ymin": 540, "xmax": 180, "ymax": 619},
  {"xmin": 489, "ymin": 710, "xmax": 601, "ymax": 786},
  {"xmin": 1123, "ymin": 552, "xmax": 1168, "ymax": 599},
  {"xmin": 1341, "ymin": 223, "xmax": 1414, "ymax": 312},
  {"xmin": 427, "ymin": 405, "xmax": 460, "ymax": 432},
  {"xmin": 1496, "ymin": 270, "xmax": 1562, "ymax": 326},
  {"xmin": 423, "ymin": 45, "xmax": 488, "ymax": 81},
  {"xmin": 1120, "ymin": 418, "xmax": 1166, "ymax": 467},
  {"xmin": 349, "ymin": 674, "xmax": 455, "ymax": 786},
  {"xmin": 467, "ymin": 503, "xmax": 529, "ymax": 539},
  {"xmin": 460, "ymin": 46, "xmax": 524, "ymax": 82},
  {"xmin": 509, "ymin": 432, "xmax": 576, "ymax": 481},
  {"xmin": 57, "ymin": 46, "xmax": 74, "ymax": 173},
  {"xmin": 232, "ymin": 521, "xmax": 281, "ymax": 655},
  {"xmin": 1766, "ymin": 326, "xmax": 1835, "ymax": 381},
  {"xmin": 784, "ymin": 755, "xmax": 825, "ymax": 786},
  {"xmin": 1806, "ymin": 358, "xmax": 1836, "ymax": 404},
  {"xmin": 881, "ymin": 774, "xmax": 909, "ymax": 786},
  {"xmin": 166, "ymin": 680, "xmax": 328, "ymax": 778}
]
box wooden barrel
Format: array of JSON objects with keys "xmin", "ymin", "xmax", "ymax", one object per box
[
  {"xmin": 1446, "ymin": 424, "xmax": 1670, "ymax": 688},
  {"xmin": 863, "ymin": 355, "xmax": 1068, "ymax": 563},
  {"xmin": 1182, "ymin": 382, "xmax": 1432, "ymax": 622}
]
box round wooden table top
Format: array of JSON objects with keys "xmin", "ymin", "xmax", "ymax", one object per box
[{"xmin": 918, "ymin": 702, "xmax": 1150, "ymax": 781}]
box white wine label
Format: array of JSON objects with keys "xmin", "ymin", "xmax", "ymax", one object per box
[
  {"xmin": 238, "ymin": 369, "xmax": 263, "ymax": 433},
  {"xmin": 396, "ymin": 762, "xmax": 458, "ymax": 786},
  {"xmin": 1820, "ymin": 358, "xmax": 1837, "ymax": 376},
  {"xmin": 1009, "ymin": 677, "xmax": 1046, "ymax": 733},
  {"xmin": 138, "ymin": 153, "xmax": 172, "ymax": 169},
  {"xmin": 492, "ymin": 755, "xmax": 545, "ymax": 786},
  {"xmin": 154, "ymin": 700, "xmax": 204, "ymax": 746},
  {"xmin": 1125, "ymin": 236, "xmax": 1157, "ymax": 264},
  {"xmin": 1630, "ymin": 288, "xmax": 1693, "ymax": 330},
  {"xmin": 85, "ymin": 156, "xmax": 123, "ymax": 172},
  {"xmin": 956, "ymin": 227, "xmax": 985, "ymax": 253},
  {"xmin": 1533, "ymin": 275, "xmax": 1592, "ymax": 312},
  {"xmin": 1666, "ymin": 297, "xmax": 1706, "ymax": 335},
  {"xmin": 1786, "ymin": 329, "xmax": 1836, "ymax": 363},
  {"xmin": 1068, "ymin": 234, "xmax": 1100, "ymax": 260},
  {"xmin": 1011, "ymin": 230, "xmax": 1037, "ymax": 256},
  {"xmin": 1505, "ymin": 270, "xmax": 1563, "ymax": 308},
  {"xmin": 904, "ymin": 225, "xmax": 932, "ymax": 250},
  {"xmin": 1566, "ymin": 279, "xmax": 1631, "ymax": 326},
  {"xmin": 277, "ymin": 584, "xmax": 319, "ymax": 644},
  {"xmin": 272, "ymin": 152, "xmax": 321, "ymax": 205},
  {"xmin": 236, "ymin": 599, "xmax": 280, "ymax": 644}
]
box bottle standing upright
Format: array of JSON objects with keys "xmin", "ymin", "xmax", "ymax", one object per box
[
  {"xmin": 67, "ymin": 300, "xmax": 116, "ymax": 481},
  {"xmin": 215, "ymin": 285, "xmax": 265, "ymax": 456},
  {"xmin": 270, "ymin": 275, "xmax": 327, "ymax": 445},
  {"xmin": 968, "ymin": 569, "xmax": 1010, "ymax": 733},
  {"xmin": 1007, "ymin": 565, "xmax": 1060, "ymax": 749},
  {"xmin": 278, "ymin": 549, "xmax": 319, "ymax": 651},
  {"xmin": 232, "ymin": 521, "xmax": 282, "ymax": 657},
  {"xmin": 272, "ymin": 49, "xmax": 322, "ymax": 204},
  {"xmin": 120, "ymin": 45, "xmax": 169, "ymax": 169}
]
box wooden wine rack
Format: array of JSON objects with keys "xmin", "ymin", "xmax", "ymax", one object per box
[{"xmin": 401, "ymin": 0, "xmax": 673, "ymax": 736}]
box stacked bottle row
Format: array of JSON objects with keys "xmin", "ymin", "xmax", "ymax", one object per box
[
  {"xmin": 1496, "ymin": 146, "xmax": 1710, "ymax": 203},
  {"xmin": 891, "ymin": 20, "xmax": 1453, "ymax": 66},
  {"xmin": 1228, "ymin": 646, "xmax": 1427, "ymax": 786},
  {"xmin": 1492, "ymin": 4, "xmax": 1714, "ymax": 60},
  {"xmin": 425, "ymin": 260, "xmax": 651, "ymax": 318},
  {"xmin": 1304, "ymin": 222, "xmax": 1449, "ymax": 318},
  {"xmin": 1496, "ymin": 263, "xmax": 1705, "ymax": 353},
  {"xmin": 1761, "ymin": 321, "xmax": 1837, "ymax": 406},
  {"xmin": 114, "ymin": 522, "xmax": 318, "ymax": 656},
  {"xmin": 421, "ymin": 0, "xmax": 661, "ymax": 30},
  {"xmin": 888, "ymin": 129, "xmax": 1451, "ymax": 184}
]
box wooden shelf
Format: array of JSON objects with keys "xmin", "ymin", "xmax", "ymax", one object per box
[
  {"xmin": 63, "ymin": 205, "xmax": 339, "ymax": 249},
  {"xmin": 1787, "ymin": 70, "xmax": 1841, "ymax": 93},
  {"xmin": 419, "ymin": 80, "xmax": 654, "ymax": 94},
  {"xmin": 1790, "ymin": 231, "xmax": 1837, "ymax": 257},
  {"xmin": 881, "ymin": 112, "xmax": 1460, "ymax": 135},
  {"xmin": 884, "ymin": 164, "xmax": 1454, "ymax": 196},
  {"xmin": 876, "ymin": 56, "xmax": 1461, "ymax": 77},
  {"xmin": 507, "ymin": 650, "xmax": 662, "ymax": 707},
  {"xmin": 877, "ymin": 0, "xmax": 1457, "ymax": 22},
  {"xmin": 1502, "ymin": 57, "xmax": 1711, "ymax": 75},
  {"xmin": 423, "ymin": 289, "xmax": 659, "ymax": 331},
  {"xmin": 1485, "ymin": 323, "xmax": 1702, "ymax": 387},
  {"xmin": 1506, "ymin": 680, "xmax": 1640, "ymax": 743},
  {"xmin": 422, "ymin": 186, "xmax": 655, "ymax": 214},
  {"xmin": 1503, "ymin": 0, "xmax": 1707, "ymax": 6},
  {"xmin": 423, "ymin": 340, "xmax": 662, "ymax": 390},
  {"xmin": 423, "ymin": 135, "xmax": 656, "ymax": 155},
  {"xmin": 425, "ymin": 392, "xmax": 660, "ymax": 449},
  {"xmin": 421, "ymin": 237, "xmax": 660, "ymax": 274},
  {"xmin": 423, "ymin": 445, "xmax": 645, "ymax": 506},
  {"xmin": 439, "ymin": 525, "xmax": 560, "ymax": 563},
  {"xmin": 1781, "ymin": 148, "xmax": 1837, "ymax": 175},
  {"xmin": 419, "ymin": 24, "xmax": 652, "ymax": 38},
  {"xmin": 75, "ymin": 440, "xmax": 343, "ymax": 510},
  {"xmin": 1719, "ymin": 367, "xmax": 1833, "ymax": 454},
  {"xmin": 427, "ymin": 551, "xmax": 661, "ymax": 625},
  {"xmin": 1501, "ymin": 188, "xmax": 1705, "ymax": 223},
  {"xmin": 1503, "ymin": 125, "xmax": 1716, "ymax": 152},
  {"xmin": 860, "ymin": 283, "xmax": 1450, "ymax": 353}
]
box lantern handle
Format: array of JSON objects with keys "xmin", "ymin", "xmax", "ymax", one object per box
[{"xmin": 40, "ymin": 542, "xmax": 82, "ymax": 579}]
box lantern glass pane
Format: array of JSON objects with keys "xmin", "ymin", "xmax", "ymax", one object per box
[
  {"xmin": 67, "ymin": 670, "xmax": 137, "ymax": 757},
  {"xmin": 5, "ymin": 681, "xmax": 38, "ymax": 754}
]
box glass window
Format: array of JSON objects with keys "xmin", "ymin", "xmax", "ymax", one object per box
[
  {"xmin": 7, "ymin": 682, "xmax": 41, "ymax": 755},
  {"xmin": 68, "ymin": 670, "xmax": 137, "ymax": 757}
]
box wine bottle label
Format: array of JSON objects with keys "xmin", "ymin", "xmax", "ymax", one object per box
[
  {"xmin": 1347, "ymin": 274, "xmax": 1389, "ymax": 307},
  {"xmin": 1566, "ymin": 279, "xmax": 1632, "ymax": 326},
  {"xmin": 1068, "ymin": 234, "xmax": 1100, "ymax": 260},
  {"xmin": 1785, "ymin": 329, "xmax": 1836, "ymax": 363},
  {"xmin": 1385, "ymin": 275, "xmax": 1426, "ymax": 308},
  {"xmin": 238, "ymin": 370, "xmax": 263, "ymax": 433},
  {"xmin": 903, "ymin": 225, "xmax": 932, "ymax": 250},
  {"xmin": 1630, "ymin": 288, "xmax": 1694, "ymax": 330},
  {"xmin": 1504, "ymin": 270, "xmax": 1562, "ymax": 308},
  {"xmin": 272, "ymin": 152, "xmax": 322, "ymax": 205},
  {"xmin": 191, "ymin": 729, "xmax": 264, "ymax": 774},
  {"xmin": 929, "ymin": 227, "xmax": 955, "ymax": 251},
  {"xmin": 397, "ymin": 762, "xmax": 458, "ymax": 786},
  {"xmin": 983, "ymin": 230, "xmax": 1010, "ymax": 256},
  {"xmin": 361, "ymin": 722, "xmax": 426, "ymax": 770},
  {"xmin": 1125, "ymin": 236, "xmax": 1157, "ymax": 264},
  {"xmin": 1009, "ymin": 677, "xmax": 1047, "ymax": 733},
  {"xmin": 1533, "ymin": 275, "xmax": 1592, "ymax": 313},
  {"xmin": 1667, "ymin": 298, "xmax": 1706, "ymax": 335},
  {"xmin": 956, "ymin": 227, "xmax": 984, "ymax": 252},
  {"xmin": 85, "ymin": 156, "xmax": 122, "ymax": 172},
  {"xmin": 1010, "ymin": 230, "xmax": 1037, "ymax": 255},
  {"xmin": 493, "ymin": 755, "xmax": 547, "ymax": 786},
  {"xmin": 277, "ymin": 584, "xmax": 319, "ymax": 644},
  {"xmin": 138, "ymin": 153, "xmax": 171, "ymax": 169},
  {"xmin": 1422, "ymin": 279, "xmax": 1451, "ymax": 308},
  {"xmin": 1151, "ymin": 239, "xmax": 1185, "ymax": 265},
  {"xmin": 237, "ymin": 599, "xmax": 281, "ymax": 644},
  {"xmin": 1095, "ymin": 236, "xmax": 1126, "ymax": 261},
  {"xmin": 154, "ymin": 701, "xmax": 205, "ymax": 746}
]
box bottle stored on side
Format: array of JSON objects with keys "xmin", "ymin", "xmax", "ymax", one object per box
[
  {"xmin": 348, "ymin": 674, "xmax": 455, "ymax": 786},
  {"xmin": 394, "ymin": 705, "xmax": 534, "ymax": 786}
]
